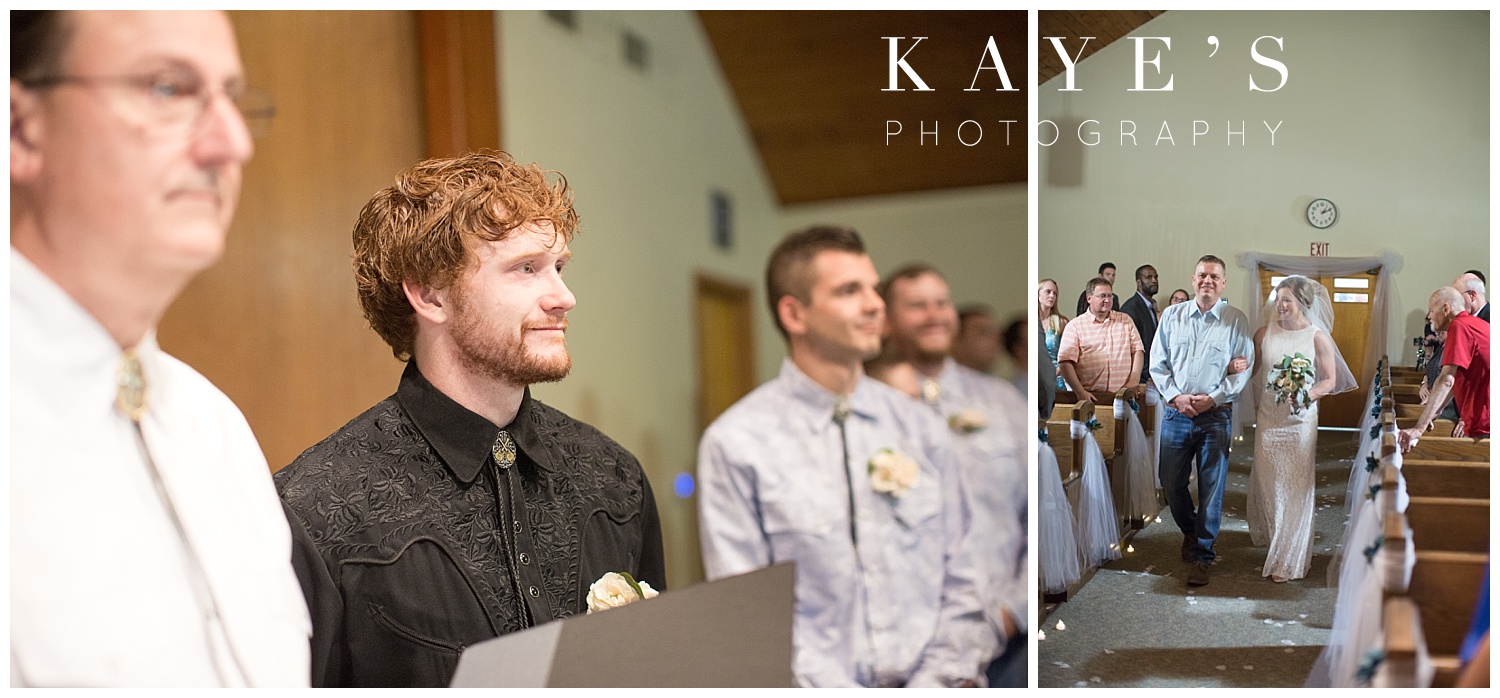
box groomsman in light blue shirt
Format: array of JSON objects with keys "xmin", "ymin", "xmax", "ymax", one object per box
[
  {"xmin": 879, "ymin": 264, "xmax": 1027, "ymax": 687},
  {"xmin": 697, "ymin": 226, "xmax": 987, "ymax": 687},
  {"xmin": 1149, "ymin": 254, "xmax": 1254, "ymax": 588}
]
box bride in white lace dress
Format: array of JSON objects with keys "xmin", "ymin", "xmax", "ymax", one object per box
[{"xmin": 1244, "ymin": 276, "xmax": 1356, "ymax": 583}]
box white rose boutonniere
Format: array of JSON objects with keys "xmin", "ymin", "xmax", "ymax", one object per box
[
  {"xmin": 586, "ymin": 571, "xmax": 659, "ymax": 614},
  {"xmin": 867, "ymin": 448, "xmax": 920, "ymax": 498},
  {"xmin": 947, "ymin": 408, "xmax": 988, "ymax": 434}
]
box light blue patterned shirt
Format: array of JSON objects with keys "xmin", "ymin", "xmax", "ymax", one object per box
[
  {"xmin": 1149, "ymin": 298, "xmax": 1255, "ymax": 408},
  {"xmin": 927, "ymin": 358, "xmax": 1028, "ymax": 649},
  {"xmin": 698, "ymin": 359, "xmax": 987, "ymax": 687}
]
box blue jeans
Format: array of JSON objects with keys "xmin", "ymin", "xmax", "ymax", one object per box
[{"xmin": 1158, "ymin": 405, "xmax": 1232, "ymax": 563}]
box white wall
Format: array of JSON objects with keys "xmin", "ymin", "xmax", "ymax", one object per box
[
  {"xmin": 500, "ymin": 10, "xmax": 785, "ymax": 588},
  {"xmin": 499, "ymin": 10, "xmax": 1021, "ymax": 587},
  {"xmin": 1039, "ymin": 10, "xmax": 1488, "ymax": 362}
]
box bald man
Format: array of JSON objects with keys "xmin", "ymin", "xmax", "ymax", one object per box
[{"xmin": 1401, "ymin": 286, "xmax": 1490, "ymax": 449}]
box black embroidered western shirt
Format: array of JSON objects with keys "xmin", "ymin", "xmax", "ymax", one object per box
[{"xmin": 275, "ymin": 362, "xmax": 666, "ymax": 687}]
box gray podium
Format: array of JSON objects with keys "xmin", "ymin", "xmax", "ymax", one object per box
[{"xmin": 450, "ymin": 562, "xmax": 796, "ymax": 687}]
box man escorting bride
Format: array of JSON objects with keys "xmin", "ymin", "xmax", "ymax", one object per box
[{"xmin": 1241, "ymin": 276, "xmax": 1357, "ymax": 583}]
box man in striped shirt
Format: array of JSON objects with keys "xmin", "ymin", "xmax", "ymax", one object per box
[{"xmin": 1057, "ymin": 277, "xmax": 1145, "ymax": 404}]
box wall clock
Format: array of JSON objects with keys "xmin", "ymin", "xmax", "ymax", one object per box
[{"xmin": 1306, "ymin": 198, "xmax": 1337, "ymax": 229}]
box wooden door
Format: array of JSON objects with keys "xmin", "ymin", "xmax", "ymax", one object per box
[
  {"xmin": 696, "ymin": 276, "xmax": 758, "ymax": 433},
  {"xmin": 680, "ymin": 275, "xmax": 759, "ymax": 588},
  {"xmin": 1258, "ymin": 266, "xmax": 1376, "ymax": 428},
  {"xmin": 159, "ymin": 12, "xmax": 428, "ymax": 470}
]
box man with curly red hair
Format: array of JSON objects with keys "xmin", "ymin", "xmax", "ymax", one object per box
[{"xmin": 276, "ymin": 151, "xmax": 665, "ymax": 687}]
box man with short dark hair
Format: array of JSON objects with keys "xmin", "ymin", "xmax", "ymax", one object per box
[
  {"xmin": 11, "ymin": 10, "xmax": 310, "ymax": 686},
  {"xmin": 1076, "ymin": 261, "xmax": 1121, "ymax": 316},
  {"xmin": 1119, "ymin": 264, "xmax": 1160, "ymax": 382},
  {"xmin": 276, "ymin": 152, "xmax": 665, "ymax": 687},
  {"xmin": 1149, "ymin": 255, "xmax": 1254, "ymax": 587},
  {"xmin": 1400, "ymin": 286, "xmax": 1489, "ymax": 449},
  {"xmin": 698, "ymin": 228, "xmax": 985, "ymax": 687}
]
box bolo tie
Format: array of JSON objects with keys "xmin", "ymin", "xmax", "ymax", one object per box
[{"xmin": 117, "ymin": 349, "xmax": 249, "ymax": 687}]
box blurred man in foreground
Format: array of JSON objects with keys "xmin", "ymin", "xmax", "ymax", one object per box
[{"xmin": 11, "ymin": 10, "xmax": 310, "ymax": 686}]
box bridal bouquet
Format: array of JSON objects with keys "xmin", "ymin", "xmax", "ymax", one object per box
[{"xmin": 1267, "ymin": 353, "xmax": 1314, "ymax": 415}]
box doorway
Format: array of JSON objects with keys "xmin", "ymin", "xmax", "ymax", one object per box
[{"xmin": 695, "ymin": 275, "xmax": 758, "ymax": 433}]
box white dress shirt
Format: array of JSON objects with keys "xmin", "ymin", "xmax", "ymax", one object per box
[
  {"xmin": 697, "ymin": 359, "xmax": 986, "ymax": 687},
  {"xmin": 10, "ymin": 254, "xmax": 311, "ymax": 687},
  {"xmin": 926, "ymin": 358, "xmax": 1029, "ymax": 648}
]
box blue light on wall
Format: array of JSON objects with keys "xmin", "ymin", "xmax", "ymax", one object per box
[{"xmin": 673, "ymin": 472, "xmax": 695, "ymax": 498}]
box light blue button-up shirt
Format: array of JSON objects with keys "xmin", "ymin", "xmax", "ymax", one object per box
[
  {"xmin": 928, "ymin": 358, "xmax": 1028, "ymax": 650},
  {"xmin": 698, "ymin": 359, "xmax": 987, "ymax": 687},
  {"xmin": 1149, "ymin": 298, "xmax": 1254, "ymax": 408}
]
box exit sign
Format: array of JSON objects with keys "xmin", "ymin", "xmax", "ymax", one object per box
[{"xmin": 1310, "ymin": 242, "xmax": 1330, "ymax": 256}]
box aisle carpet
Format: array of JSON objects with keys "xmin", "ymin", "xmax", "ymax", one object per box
[{"xmin": 1038, "ymin": 429, "xmax": 1359, "ymax": 688}]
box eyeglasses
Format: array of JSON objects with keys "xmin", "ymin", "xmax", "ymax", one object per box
[{"xmin": 21, "ymin": 69, "xmax": 276, "ymax": 138}]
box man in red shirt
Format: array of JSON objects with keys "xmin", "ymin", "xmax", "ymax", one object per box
[{"xmin": 1400, "ymin": 286, "xmax": 1489, "ymax": 450}]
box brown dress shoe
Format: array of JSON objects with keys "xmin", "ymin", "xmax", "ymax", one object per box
[{"xmin": 1186, "ymin": 561, "xmax": 1212, "ymax": 587}]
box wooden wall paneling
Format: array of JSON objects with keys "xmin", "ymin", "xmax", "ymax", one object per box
[
  {"xmin": 1037, "ymin": 10, "xmax": 1166, "ymax": 86},
  {"xmin": 159, "ymin": 11, "xmax": 427, "ymax": 471},
  {"xmin": 700, "ymin": 11, "xmax": 1027, "ymax": 204}
]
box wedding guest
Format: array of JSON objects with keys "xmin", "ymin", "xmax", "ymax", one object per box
[
  {"xmin": 276, "ymin": 152, "xmax": 665, "ymax": 687},
  {"xmin": 1161, "ymin": 288, "xmax": 1189, "ymax": 323},
  {"xmin": 1075, "ymin": 261, "xmax": 1122, "ymax": 316},
  {"xmin": 1057, "ymin": 278, "xmax": 1145, "ymax": 404},
  {"xmin": 1454, "ymin": 272, "xmax": 1490, "ymax": 323},
  {"xmin": 1038, "ymin": 329, "xmax": 1058, "ymax": 419},
  {"xmin": 1119, "ymin": 265, "xmax": 1160, "ymax": 383},
  {"xmin": 698, "ymin": 227, "xmax": 986, "ymax": 687},
  {"xmin": 1039, "ymin": 279, "xmax": 1070, "ymax": 391},
  {"xmin": 1423, "ymin": 272, "xmax": 1487, "ymax": 416},
  {"xmin": 952, "ymin": 304, "xmax": 1002, "ymax": 374},
  {"xmin": 1149, "ymin": 255, "xmax": 1254, "ymax": 587},
  {"xmin": 880, "ymin": 264, "xmax": 1029, "ymax": 688},
  {"xmin": 1420, "ymin": 321, "xmax": 1459, "ymax": 421},
  {"xmin": 1399, "ymin": 286, "xmax": 1489, "ymax": 448},
  {"xmin": 10, "ymin": 10, "xmax": 311, "ymax": 686}
]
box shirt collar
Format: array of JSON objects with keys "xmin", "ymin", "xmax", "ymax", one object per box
[
  {"xmin": 394, "ymin": 361, "xmax": 546, "ymax": 485},
  {"xmin": 778, "ymin": 358, "xmax": 879, "ymax": 431},
  {"xmin": 932, "ymin": 356, "xmax": 965, "ymax": 394},
  {"xmin": 1189, "ymin": 298, "xmax": 1226, "ymax": 321},
  {"xmin": 1136, "ymin": 290, "xmax": 1155, "ymax": 306},
  {"xmin": 12, "ymin": 252, "xmax": 166, "ymax": 415},
  {"xmin": 931, "ymin": 356, "xmax": 973, "ymax": 408},
  {"xmin": 1084, "ymin": 309, "xmax": 1116, "ymax": 324}
]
